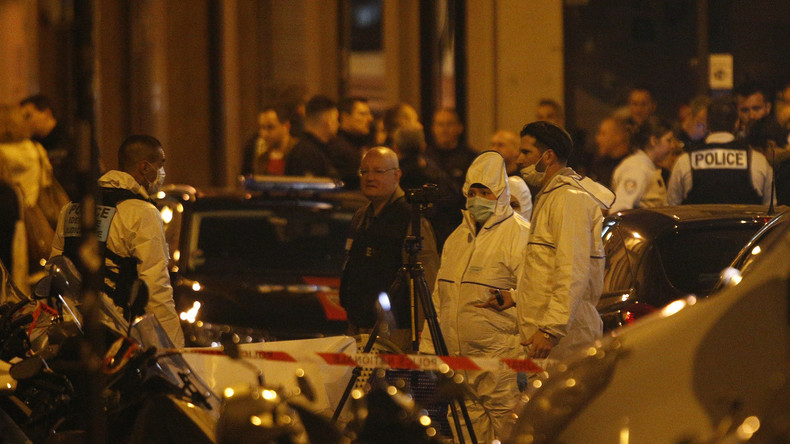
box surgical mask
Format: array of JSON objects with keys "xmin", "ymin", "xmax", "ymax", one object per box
[
  {"xmin": 145, "ymin": 162, "xmax": 166, "ymax": 196},
  {"xmin": 520, "ymin": 152, "xmax": 548, "ymax": 187},
  {"xmin": 467, "ymin": 197, "xmax": 496, "ymax": 224}
]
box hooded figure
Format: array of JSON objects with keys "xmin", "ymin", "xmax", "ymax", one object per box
[
  {"xmin": 519, "ymin": 168, "xmax": 614, "ymax": 362},
  {"xmin": 507, "ymin": 176, "xmax": 533, "ymax": 221},
  {"xmin": 421, "ymin": 151, "xmax": 530, "ymax": 442}
]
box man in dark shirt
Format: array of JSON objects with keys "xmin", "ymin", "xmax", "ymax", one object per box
[
  {"xmin": 327, "ymin": 97, "xmax": 374, "ymax": 188},
  {"xmin": 340, "ymin": 147, "xmax": 438, "ymax": 351},
  {"xmin": 19, "ymin": 95, "xmax": 77, "ymax": 199},
  {"xmin": 285, "ymin": 95, "xmax": 340, "ymax": 178},
  {"xmin": 425, "ymin": 108, "xmax": 477, "ymax": 192}
]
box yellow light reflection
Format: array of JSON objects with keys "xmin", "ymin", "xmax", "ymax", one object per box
[
  {"xmin": 156, "ymin": 191, "xmax": 166, "ymax": 199},
  {"xmin": 39, "ymin": 258, "xmax": 47, "ymax": 267},
  {"xmin": 736, "ymin": 416, "xmax": 760, "ymax": 440},
  {"xmin": 262, "ymin": 389, "xmax": 277, "ymax": 400},
  {"xmin": 296, "ymin": 368, "xmax": 305, "ymax": 377},
  {"xmin": 751, "ymin": 245, "xmax": 762, "ymax": 256},
  {"xmin": 173, "ymin": 250, "xmax": 181, "ymax": 261},
  {"xmin": 619, "ymin": 425, "xmax": 629, "ymax": 444},
  {"xmin": 223, "ymin": 387, "xmax": 235, "ymax": 398},
  {"xmin": 661, "ymin": 299, "xmax": 687, "ymax": 317},
  {"xmin": 160, "ymin": 206, "xmax": 173, "ymax": 224},
  {"xmin": 180, "ymin": 301, "xmax": 201, "ymax": 323},
  {"xmin": 387, "ymin": 386, "xmax": 398, "ymax": 396},
  {"xmin": 632, "ymin": 232, "xmax": 642, "ymax": 239},
  {"xmin": 419, "ymin": 415, "xmax": 431, "ymax": 426},
  {"xmin": 352, "ymin": 389, "xmax": 363, "ymax": 400},
  {"xmin": 250, "ymin": 415, "xmax": 262, "ymax": 426},
  {"xmin": 192, "ymin": 281, "xmax": 202, "ymax": 291}
]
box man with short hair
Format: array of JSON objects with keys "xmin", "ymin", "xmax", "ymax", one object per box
[
  {"xmin": 426, "ymin": 108, "xmax": 477, "ymax": 191},
  {"xmin": 734, "ymin": 81, "xmax": 787, "ymax": 145},
  {"xmin": 328, "ymin": 97, "xmax": 375, "ymax": 188},
  {"xmin": 489, "ymin": 130, "xmax": 521, "ymax": 176},
  {"xmin": 627, "ymin": 87, "xmax": 657, "ymax": 127},
  {"xmin": 535, "ymin": 99, "xmax": 565, "ymax": 127},
  {"xmin": 20, "ymin": 94, "xmax": 77, "ymax": 199},
  {"xmin": 242, "ymin": 105, "xmax": 295, "ymax": 176},
  {"xmin": 285, "ymin": 95, "xmax": 340, "ymax": 178},
  {"xmin": 51, "ymin": 135, "xmax": 184, "ymax": 347},
  {"xmin": 588, "ymin": 116, "xmax": 631, "ymax": 188},
  {"xmin": 339, "ymin": 147, "xmax": 439, "ymax": 352},
  {"xmin": 480, "ymin": 121, "xmax": 614, "ymax": 362},
  {"xmin": 667, "ymin": 97, "xmax": 773, "ymax": 206}
]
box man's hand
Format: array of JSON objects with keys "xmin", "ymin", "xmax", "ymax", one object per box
[
  {"xmin": 474, "ymin": 288, "xmax": 515, "ymax": 311},
  {"xmin": 522, "ymin": 330, "xmax": 556, "ymax": 359}
]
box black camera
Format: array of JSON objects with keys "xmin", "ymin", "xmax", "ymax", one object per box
[{"xmin": 405, "ymin": 184, "xmax": 440, "ymax": 205}]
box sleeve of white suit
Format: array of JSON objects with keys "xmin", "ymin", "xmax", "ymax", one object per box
[
  {"xmin": 609, "ymin": 166, "xmax": 648, "ymax": 213},
  {"xmin": 130, "ymin": 205, "xmax": 185, "ymax": 347},
  {"xmin": 541, "ymin": 191, "xmax": 596, "ymax": 339}
]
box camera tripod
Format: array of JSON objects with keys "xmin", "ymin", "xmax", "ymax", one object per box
[{"xmin": 331, "ymin": 189, "xmax": 477, "ymax": 443}]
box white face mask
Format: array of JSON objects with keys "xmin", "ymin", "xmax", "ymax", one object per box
[
  {"xmin": 520, "ymin": 151, "xmax": 548, "ymax": 187},
  {"xmin": 145, "ymin": 162, "xmax": 166, "ymax": 196},
  {"xmin": 467, "ymin": 196, "xmax": 497, "ymax": 224}
]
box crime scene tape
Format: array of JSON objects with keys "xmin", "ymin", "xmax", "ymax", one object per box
[{"xmin": 164, "ymin": 348, "xmax": 544, "ymax": 373}]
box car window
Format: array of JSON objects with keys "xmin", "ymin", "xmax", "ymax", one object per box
[
  {"xmin": 602, "ymin": 222, "xmax": 634, "ymax": 294},
  {"xmin": 736, "ymin": 215, "xmax": 790, "ymax": 277},
  {"xmin": 656, "ymin": 226, "xmax": 760, "ymax": 295},
  {"xmin": 187, "ymin": 206, "xmax": 354, "ymax": 275}
]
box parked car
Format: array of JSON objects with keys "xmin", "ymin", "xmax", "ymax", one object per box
[
  {"xmin": 599, "ymin": 204, "xmax": 783, "ymax": 330},
  {"xmin": 718, "ymin": 209, "xmax": 790, "ymax": 289},
  {"xmin": 508, "ymin": 205, "xmax": 790, "ymax": 443},
  {"xmin": 153, "ymin": 177, "xmax": 368, "ymax": 346}
]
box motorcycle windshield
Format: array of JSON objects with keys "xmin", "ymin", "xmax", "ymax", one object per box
[{"xmin": 130, "ymin": 313, "xmax": 221, "ymax": 414}]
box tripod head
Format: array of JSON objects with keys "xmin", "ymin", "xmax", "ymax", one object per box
[{"xmin": 404, "ymin": 184, "xmax": 440, "ymax": 260}]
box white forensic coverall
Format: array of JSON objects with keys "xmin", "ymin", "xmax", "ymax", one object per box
[
  {"xmin": 609, "ymin": 149, "xmax": 667, "ymax": 212},
  {"xmin": 51, "ymin": 170, "xmax": 185, "ymax": 347},
  {"xmin": 424, "ymin": 151, "xmax": 530, "ymax": 442},
  {"xmin": 517, "ymin": 168, "xmax": 614, "ymax": 362},
  {"xmin": 508, "ymin": 176, "xmax": 533, "ymax": 221}
]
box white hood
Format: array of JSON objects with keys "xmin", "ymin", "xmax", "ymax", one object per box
[
  {"xmin": 543, "ymin": 168, "xmax": 615, "ymax": 210},
  {"xmin": 508, "ymin": 176, "xmax": 533, "ymax": 220},
  {"xmin": 463, "ymin": 151, "xmax": 512, "ymax": 218}
]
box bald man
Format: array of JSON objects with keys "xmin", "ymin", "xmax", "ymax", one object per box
[
  {"xmin": 490, "ymin": 130, "xmax": 521, "ymax": 175},
  {"xmin": 339, "ymin": 147, "xmax": 439, "ymax": 351}
]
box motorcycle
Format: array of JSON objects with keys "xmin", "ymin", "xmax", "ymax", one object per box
[{"xmin": 0, "ymin": 256, "xmax": 219, "ymax": 443}]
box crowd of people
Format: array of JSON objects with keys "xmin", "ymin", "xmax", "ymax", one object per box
[{"xmin": 3, "ymin": 79, "xmax": 790, "ymax": 441}]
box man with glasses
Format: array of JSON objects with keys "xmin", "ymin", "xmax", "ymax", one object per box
[{"xmin": 339, "ymin": 147, "xmax": 439, "ymax": 351}]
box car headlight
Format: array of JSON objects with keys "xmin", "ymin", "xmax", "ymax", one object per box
[{"xmin": 508, "ymin": 336, "xmax": 624, "ymax": 442}]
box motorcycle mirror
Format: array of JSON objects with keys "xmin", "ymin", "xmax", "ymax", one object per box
[
  {"xmin": 295, "ymin": 369, "xmax": 316, "ymax": 403},
  {"xmin": 220, "ymin": 333, "xmax": 241, "ymax": 359},
  {"xmin": 9, "ymin": 355, "xmax": 46, "ymax": 380}
]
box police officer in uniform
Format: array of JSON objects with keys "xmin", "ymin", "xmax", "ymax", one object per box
[
  {"xmin": 667, "ymin": 97, "xmax": 773, "ymax": 206},
  {"xmin": 51, "ymin": 135, "xmax": 184, "ymax": 347}
]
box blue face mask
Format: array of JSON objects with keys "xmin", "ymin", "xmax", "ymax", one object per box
[{"xmin": 467, "ymin": 196, "xmax": 497, "ymax": 224}]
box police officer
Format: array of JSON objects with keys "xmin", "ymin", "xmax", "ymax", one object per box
[
  {"xmin": 667, "ymin": 97, "xmax": 774, "ymax": 206},
  {"xmin": 51, "ymin": 135, "xmax": 184, "ymax": 347}
]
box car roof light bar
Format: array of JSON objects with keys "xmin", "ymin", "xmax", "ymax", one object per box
[{"xmin": 243, "ymin": 175, "xmax": 344, "ymax": 192}]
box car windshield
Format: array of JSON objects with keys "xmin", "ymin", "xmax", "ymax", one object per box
[
  {"xmin": 656, "ymin": 226, "xmax": 759, "ymax": 295},
  {"xmin": 186, "ymin": 205, "xmax": 354, "ymax": 275},
  {"xmin": 734, "ymin": 213, "xmax": 790, "ymax": 277}
]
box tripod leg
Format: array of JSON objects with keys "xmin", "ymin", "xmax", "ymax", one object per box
[{"xmin": 331, "ymin": 322, "xmax": 381, "ymax": 424}]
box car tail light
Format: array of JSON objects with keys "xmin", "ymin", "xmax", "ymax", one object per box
[{"xmin": 621, "ymin": 303, "xmax": 657, "ymax": 325}]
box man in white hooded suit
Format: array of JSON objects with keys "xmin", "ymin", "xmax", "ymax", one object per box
[
  {"xmin": 482, "ymin": 121, "xmax": 615, "ymax": 362},
  {"xmin": 421, "ymin": 151, "xmax": 530, "ymax": 442}
]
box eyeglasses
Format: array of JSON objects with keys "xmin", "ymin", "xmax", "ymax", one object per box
[{"xmin": 358, "ymin": 168, "xmax": 398, "ymax": 176}]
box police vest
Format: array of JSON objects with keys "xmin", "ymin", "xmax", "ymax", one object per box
[
  {"xmin": 683, "ymin": 141, "xmax": 762, "ymax": 205},
  {"xmin": 63, "ymin": 188, "xmax": 151, "ymax": 316},
  {"xmin": 339, "ymin": 197, "xmax": 412, "ymax": 328}
]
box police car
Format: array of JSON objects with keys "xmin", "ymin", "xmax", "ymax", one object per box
[{"xmin": 153, "ymin": 177, "xmax": 367, "ymax": 346}]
